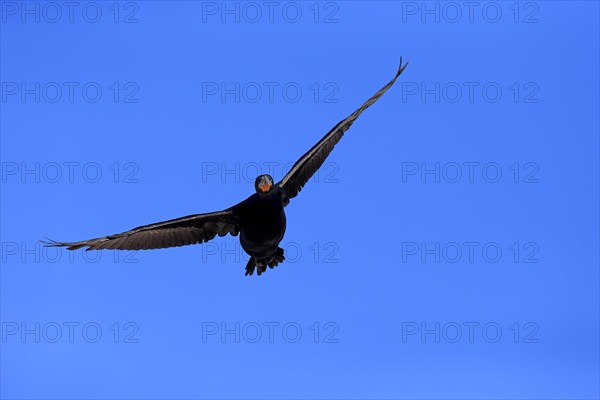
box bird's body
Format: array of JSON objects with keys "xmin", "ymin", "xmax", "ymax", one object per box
[
  {"xmin": 43, "ymin": 58, "xmax": 409, "ymax": 276},
  {"xmin": 236, "ymin": 187, "xmax": 287, "ymax": 274}
]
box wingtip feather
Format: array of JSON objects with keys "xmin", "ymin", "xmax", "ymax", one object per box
[
  {"xmin": 39, "ymin": 237, "xmax": 89, "ymax": 250},
  {"xmin": 397, "ymin": 56, "xmax": 409, "ymax": 76}
]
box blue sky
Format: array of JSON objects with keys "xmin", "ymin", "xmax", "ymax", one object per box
[{"xmin": 1, "ymin": 1, "xmax": 599, "ymax": 399}]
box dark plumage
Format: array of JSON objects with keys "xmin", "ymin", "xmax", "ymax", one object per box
[{"xmin": 43, "ymin": 58, "xmax": 409, "ymax": 275}]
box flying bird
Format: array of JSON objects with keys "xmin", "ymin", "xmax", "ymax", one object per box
[{"xmin": 43, "ymin": 58, "xmax": 409, "ymax": 276}]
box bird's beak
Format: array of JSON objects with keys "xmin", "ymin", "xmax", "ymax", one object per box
[{"xmin": 259, "ymin": 179, "xmax": 272, "ymax": 192}]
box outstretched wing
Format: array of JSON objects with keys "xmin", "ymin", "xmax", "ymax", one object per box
[
  {"xmin": 278, "ymin": 58, "xmax": 408, "ymax": 206},
  {"xmin": 42, "ymin": 210, "xmax": 239, "ymax": 251}
]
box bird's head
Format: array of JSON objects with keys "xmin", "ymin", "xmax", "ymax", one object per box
[{"xmin": 255, "ymin": 174, "xmax": 274, "ymax": 194}]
